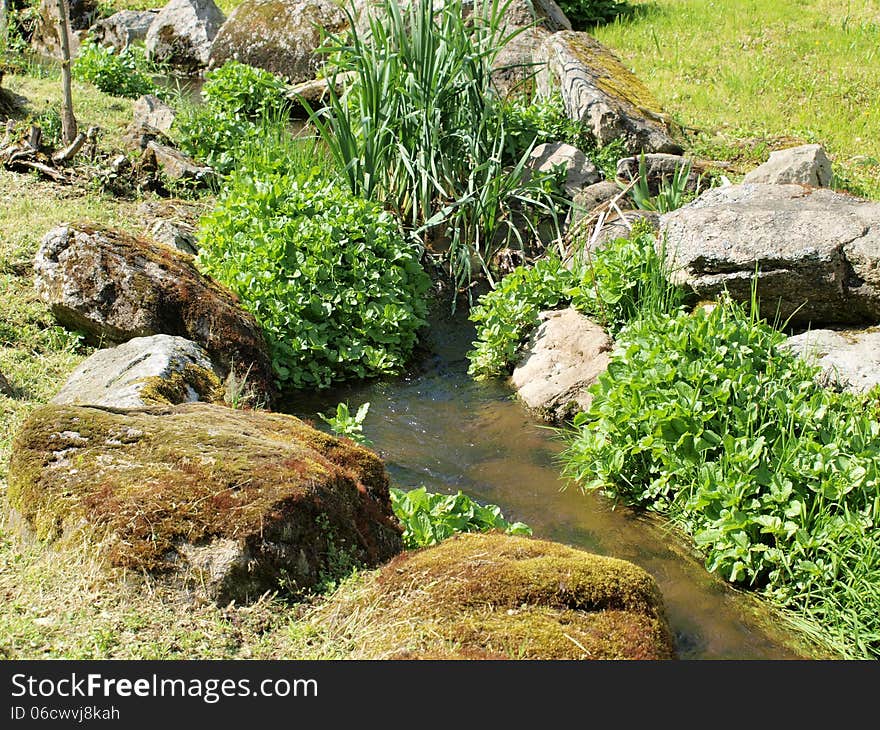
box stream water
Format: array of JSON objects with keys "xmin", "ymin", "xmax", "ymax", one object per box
[{"xmin": 285, "ymin": 307, "xmax": 809, "ymax": 660}]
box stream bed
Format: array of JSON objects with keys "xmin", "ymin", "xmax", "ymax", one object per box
[{"xmin": 285, "ymin": 308, "xmax": 810, "ymax": 659}]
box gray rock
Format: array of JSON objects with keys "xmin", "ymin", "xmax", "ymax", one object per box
[
  {"xmin": 51, "ymin": 335, "xmax": 222, "ymax": 408},
  {"xmin": 143, "ymin": 141, "xmax": 214, "ymax": 185},
  {"xmin": 134, "ymin": 94, "xmax": 176, "ymax": 135},
  {"xmin": 743, "ymin": 144, "xmax": 833, "ymax": 187},
  {"xmin": 573, "ymin": 210, "xmax": 659, "ymax": 254},
  {"xmin": 34, "ymin": 223, "xmax": 277, "ymax": 404},
  {"xmin": 148, "ymin": 219, "xmax": 198, "ymax": 256},
  {"xmin": 89, "ymin": 10, "xmax": 158, "ymax": 51},
  {"xmin": 660, "ymin": 183, "xmax": 880, "ymax": 327},
  {"xmin": 511, "ymin": 307, "xmax": 612, "ymax": 423},
  {"xmin": 208, "ymin": 0, "xmax": 349, "ymax": 83},
  {"xmin": 616, "ymin": 153, "xmax": 703, "ymax": 195},
  {"xmin": 535, "ymin": 31, "xmax": 682, "ymax": 155},
  {"xmin": 527, "ymin": 141, "xmax": 600, "ymax": 197},
  {"xmin": 782, "ymin": 327, "xmax": 880, "ymax": 393},
  {"xmin": 569, "ymin": 181, "xmax": 630, "ymax": 231},
  {"xmin": 146, "ymin": 0, "xmax": 225, "ymax": 71}
]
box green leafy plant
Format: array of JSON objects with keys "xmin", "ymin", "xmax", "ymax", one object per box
[
  {"xmin": 629, "ymin": 152, "xmax": 700, "ymax": 213},
  {"xmin": 559, "ymin": 292, "xmax": 880, "ymax": 658},
  {"xmin": 556, "ymin": 0, "xmax": 633, "ymax": 30},
  {"xmin": 171, "ymin": 61, "xmax": 293, "ymax": 176},
  {"xmin": 307, "ymin": 0, "xmax": 564, "ymax": 299},
  {"xmin": 197, "ymin": 167, "xmax": 430, "ymax": 390},
  {"xmin": 318, "ymin": 401, "xmax": 373, "ymax": 446},
  {"xmin": 468, "ymin": 222, "xmax": 685, "ymax": 378},
  {"xmin": 72, "ymin": 40, "xmax": 155, "ymax": 98},
  {"xmin": 200, "ymin": 59, "xmax": 291, "ymax": 119},
  {"xmin": 390, "ymin": 486, "xmax": 532, "ymax": 549}
]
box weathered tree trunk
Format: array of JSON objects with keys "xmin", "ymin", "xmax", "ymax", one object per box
[
  {"xmin": 0, "ymin": 0, "xmax": 9, "ymax": 51},
  {"xmin": 55, "ymin": 0, "xmax": 77, "ymax": 144}
]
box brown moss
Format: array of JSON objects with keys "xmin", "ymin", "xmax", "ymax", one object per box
[
  {"xmin": 136, "ymin": 363, "xmax": 224, "ymax": 405},
  {"xmin": 6, "ymin": 403, "xmax": 403, "ymax": 593},
  {"xmin": 307, "ymin": 533, "xmax": 677, "ymax": 660}
]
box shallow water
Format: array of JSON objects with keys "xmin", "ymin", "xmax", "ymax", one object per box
[{"xmin": 285, "ymin": 309, "xmax": 808, "ymax": 659}]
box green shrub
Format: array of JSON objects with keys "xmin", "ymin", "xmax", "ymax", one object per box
[
  {"xmin": 171, "ymin": 61, "xmax": 293, "ymax": 176},
  {"xmin": 197, "ymin": 168, "xmax": 430, "ymax": 389},
  {"xmin": 200, "ymin": 59, "xmax": 291, "ymax": 119},
  {"xmin": 72, "ymin": 40, "xmax": 155, "ymax": 98},
  {"xmin": 560, "ymin": 293, "xmax": 880, "ymax": 658},
  {"xmin": 390, "ymin": 486, "xmax": 533, "ymax": 549},
  {"xmin": 467, "ymin": 223, "xmax": 685, "ymax": 378},
  {"xmin": 318, "ymin": 401, "xmax": 373, "ymax": 446},
  {"xmin": 556, "ymin": 0, "xmax": 633, "ymax": 30}
]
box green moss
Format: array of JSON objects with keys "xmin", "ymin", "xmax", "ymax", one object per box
[
  {"xmin": 562, "ymin": 32, "xmax": 668, "ymax": 121},
  {"xmin": 302, "ymin": 532, "xmax": 676, "ymax": 659},
  {"xmin": 135, "ymin": 364, "xmax": 224, "ymax": 406},
  {"xmin": 6, "ymin": 403, "xmax": 402, "ymax": 590}
]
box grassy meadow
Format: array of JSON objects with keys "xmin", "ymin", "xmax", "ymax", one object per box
[{"xmin": 592, "ymin": 0, "xmax": 880, "ymax": 197}]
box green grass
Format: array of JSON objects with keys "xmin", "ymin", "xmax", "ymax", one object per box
[{"xmin": 592, "ymin": 0, "xmax": 880, "ymax": 198}]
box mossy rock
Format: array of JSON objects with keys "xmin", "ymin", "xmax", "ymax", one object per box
[
  {"xmin": 208, "ymin": 0, "xmax": 349, "ymax": 83},
  {"xmin": 34, "ymin": 223, "xmax": 277, "ymax": 406},
  {"xmin": 536, "ymin": 31, "xmax": 682, "ymax": 154},
  {"xmin": 305, "ymin": 532, "xmax": 677, "ymax": 659},
  {"xmin": 7, "ymin": 402, "xmax": 404, "ymax": 604}
]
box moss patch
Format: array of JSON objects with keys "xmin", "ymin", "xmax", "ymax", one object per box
[
  {"xmin": 6, "ymin": 403, "xmax": 403, "ymax": 601},
  {"xmin": 294, "ymin": 532, "xmax": 676, "ymax": 659},
  {"xmin": 136, "ymin": 363, "xmax": 224, "ymax": 405}
]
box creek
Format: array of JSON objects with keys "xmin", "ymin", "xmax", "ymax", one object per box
[{"xmin": 285, "ymin": 307, "xmax": 809, "ymax": 659}]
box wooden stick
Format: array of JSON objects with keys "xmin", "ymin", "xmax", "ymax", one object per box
[{"xmin": 52, "ymin": 130, "xmax": 86, "ymax": 163}]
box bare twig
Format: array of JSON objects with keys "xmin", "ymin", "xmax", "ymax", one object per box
[{"xmin": 52, "ymin": 130, "xmax": 86, "ymax": 163}]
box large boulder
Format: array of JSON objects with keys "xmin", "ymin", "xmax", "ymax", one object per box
[
  {"xmin": 145, "ymin": 0, "xmax": 226, "ymax": 71},
  {"xmin": 33, "ymin": 224, "xmax": 277, "ymax": 404},
  {"xmin": 88, "ymin": 9, "xmax": 159, "ymax": 51},
  {"xmin": 7, "ymin": 402, "xmax": 403, "ymax": 603},
  {"xmin": 660, "ymin": 184, "xmax": 880, "ymax": 327},
  {"xmin": 30, "ymin": 0, "xmax": 99, "ymax": 59},
  {"xmin": 742, "ymin": 144, "xmax": 833, "ymax": 187},
  {"xmin": 51, "ymin": 335, "xmax": 223, "ymax": 408},
  {"xmin": 302, "ymin": 532, "xmax": 676, "ymax": 659},
  {"xmin": 535, "ymin": 31, "xmax": 681, "ymax": 155},
  {"xmin": 783, "ymin": 327, "xmax": 880, "ymax": 393},
  {"xmin": 511, "ymin": 307, "xmax": 612, "ymax": 423},
  {"xmin": 208, "ymin": 0, "xmax": 349, "ymax": 83}
]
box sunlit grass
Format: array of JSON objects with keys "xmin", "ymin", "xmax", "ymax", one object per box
[{"xmin": 592, "ymin": 0, "xmax": 880, "ymax": 197}]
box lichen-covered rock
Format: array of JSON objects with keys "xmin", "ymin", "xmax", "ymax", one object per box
[
  {"xmin": 782, "ymin": 327, "xmax": 880, "ymax": 392},
  {"xmin": 145, "ymin": 0, "xmax": 225, "ymax": 71},
  {"xmin": 51, "ymin": 335, "xmax": 223, "ymax": 408},
  {"xmin": 208, "ymin": 0, "xmax": 349, "ymax": 83},
  {"xmin": 34, "ymin": 223, "xmax": 277, "ymax": 404},
  {"xmin": 89, "ymin": 9, "xmax": 159, "ymax": 51},
  {"xmin": 660, "ymin": 183, "xmax": 880, "ymax": 327},
  {"xmin": 30, "ymin": 0, "xmax": 98, "ymax": 58},
  {"xmin": 7, "ymin": 403, "xmax": 404, "ymax": 603},
  {"xmin": 526, "ymin": 141, "xmax": 600, "ymax": 197},
  {"xmin": 303, "ymin": 532, "xmax": 676, "ymax": 659},
  {"xmin": 743, "ymin": 144, "xmax": 833, "ymax": 187},
  {"xmin": 535, "ymin": 31, "xmax": 681, "ymax": 154},
  {"xmin": 511, "ymin": 308, "xmax": 612, "ymax": 423}
]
